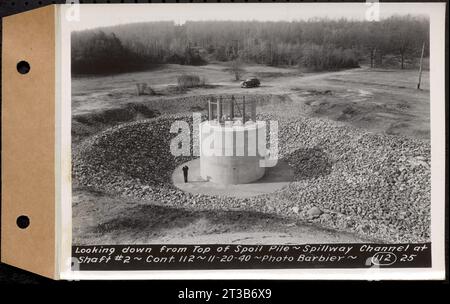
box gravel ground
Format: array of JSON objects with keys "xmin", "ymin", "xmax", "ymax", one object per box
[{"xmin": 73, "ymin": 110, "xmax": 430, "ymax": 243}]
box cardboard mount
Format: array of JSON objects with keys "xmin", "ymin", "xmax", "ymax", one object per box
[{"xmin": 2, "ymin": 5, "xmax": 57, "ymax": 279}]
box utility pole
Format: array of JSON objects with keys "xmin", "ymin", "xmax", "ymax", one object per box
[{"xmin": 417, "ymin": 42, "xmax": 425, "ymax": 90}]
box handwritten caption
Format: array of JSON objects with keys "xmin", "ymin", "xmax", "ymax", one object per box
[{"xmin": 72, "ymin": 243, "xmax": 431, "ymax": 270}]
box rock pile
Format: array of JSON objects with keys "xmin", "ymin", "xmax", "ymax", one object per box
[{"xmin": 73, "ymin": 112, "xmax": 430, "ymax": 243}]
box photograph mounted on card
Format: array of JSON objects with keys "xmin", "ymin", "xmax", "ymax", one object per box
[{"xmin": 1, "ymin": 2, "xmax": 446, "ymax": 280}]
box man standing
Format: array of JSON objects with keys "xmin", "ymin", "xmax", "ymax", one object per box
[{"xmin": 182, "ymin": 165, "xmax": 189, "ymax": 183}]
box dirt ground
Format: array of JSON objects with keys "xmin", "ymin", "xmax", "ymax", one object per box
[
  {"xmin": 73, "ymin": 188, "xmax": 370, "ymax": 245},
  {"xmin": 73, "ymin": 63, "xmax": 429, "ymax": 139},
  {"xmin": 72, "ymin": 63, "xmax": 429, "ymax": 245}
]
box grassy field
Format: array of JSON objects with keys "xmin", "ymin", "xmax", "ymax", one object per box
[{"xmin": 72, "ymin": 63, "xmax": 430, "ymax": 245}]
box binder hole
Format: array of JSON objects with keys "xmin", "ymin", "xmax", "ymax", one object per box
[
  {"xmin": 16, "ymin": 215, "xmax": 30, "ymax": 229},
  {"xmin": 17, "ymin": 61, "xmax": 30, "ymax": 74}
]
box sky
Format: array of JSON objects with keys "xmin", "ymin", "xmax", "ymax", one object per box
[{"xmin": 65, "ymin": 3, "xmax": 438, "ymax": 31}]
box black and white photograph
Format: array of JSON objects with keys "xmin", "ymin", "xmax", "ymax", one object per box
[
  {"xmin": 1, "ymin": 0, "xmax": 448, "ymax": 284},
  {"xmin": 65, "ymin": 2, "xmax": 445, "ymax": 275}
]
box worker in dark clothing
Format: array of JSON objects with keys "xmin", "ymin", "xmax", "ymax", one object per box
[{"xmin": 182, "ymin": 165, "xmax": 189, "ymax": 183}]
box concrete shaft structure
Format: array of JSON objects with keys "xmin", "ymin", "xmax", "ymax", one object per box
[{"xmin": 199, "ymin": 120, "xmax": 266, "ymax": 185}]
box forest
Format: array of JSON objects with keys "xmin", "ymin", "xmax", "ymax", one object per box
[{"xmin": 71, "ymin": 16, "xmax": 429, "ymax": 75}]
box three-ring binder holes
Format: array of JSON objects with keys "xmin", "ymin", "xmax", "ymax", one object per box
[
  {"xmin": 17, "ymin": 61, "xmax": 30, "ymax": 74},
  {"xmin": 16, "ymin": 215, "xmax": 30, "ymax": 229}
]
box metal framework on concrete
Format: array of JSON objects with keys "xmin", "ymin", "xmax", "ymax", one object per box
[{"xmin": 207, "ymin": 95, "xmax": 256, "ymax": 124}]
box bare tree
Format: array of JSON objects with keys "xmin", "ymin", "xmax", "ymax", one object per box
[
  {"xmin": 228, "ymin": 59, "xmax": 246, "ymax": 81},
  {"xmin": 385, "ymin": 15, "xmax": 426, "ymax": 69},
  {"xmin": 72, "ymin": 17, "xmax": 429, "ymax": 75}
]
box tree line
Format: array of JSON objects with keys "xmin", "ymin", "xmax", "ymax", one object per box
[{"xmin": 72, "ymin": 15, "xmax": 429, "ymax": 75}]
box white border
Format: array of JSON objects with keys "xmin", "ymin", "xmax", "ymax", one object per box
[
  {"xmin": 57, "ymin": 3, "xmax": 447, "ymax": 280},
  {"xmin": 58, "ymin": 4, "xmax": 74, "ymax": 280},
  {"xmin": 428, "ymin": 0, "xmax": 447, "ymax": 279}
]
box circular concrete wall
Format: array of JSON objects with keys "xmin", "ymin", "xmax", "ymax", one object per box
[{"xmin": 199, "ymin": 121, "xmax": 266, "ymax": 184}]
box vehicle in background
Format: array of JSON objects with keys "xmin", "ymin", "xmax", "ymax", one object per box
[{"xmin": 240, "ymin": 77, "xmax": 261, "ymax": 88}]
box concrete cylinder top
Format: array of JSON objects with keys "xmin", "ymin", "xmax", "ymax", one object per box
[{"xmin": 199, "ymin": 121, "xmax": 266, "ymax": 185}]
